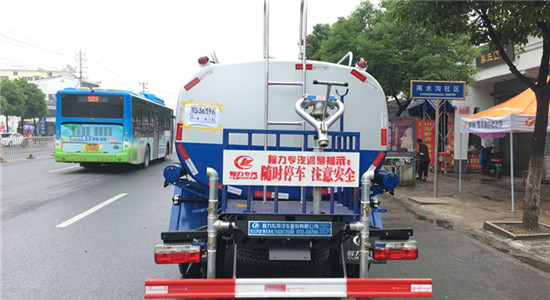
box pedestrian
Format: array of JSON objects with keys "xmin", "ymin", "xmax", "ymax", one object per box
[{"xmin": 416, "ymin": 138, "xmax": 430, "ymax": 181}]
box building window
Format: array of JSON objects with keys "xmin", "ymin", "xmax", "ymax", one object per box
[
  {"xmin": 0, "ymin": 76, "xmax": 8, "ymax": 80},
  {"xmin": 34, "ymin": 76, "xmax": 40, "ymax": 81},
  {"xmin": 47, "ymin": 72, "xmax": 52, "ymax": 76},
  {"xmin": 13, "ymin": 71, "xmax": 18, "ymax": 76},
  {"xmin": 24, "ymin": 76, "xmax": 33, "ymax": 81}
]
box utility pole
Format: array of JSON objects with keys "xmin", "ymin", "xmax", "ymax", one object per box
[
  {"xmin": 75, "ymin": 49, "xmax": 87, "ymax": 85},
  {"xmin": 139, "ymin": 82, "xmax": 148, "ymax": 93}
]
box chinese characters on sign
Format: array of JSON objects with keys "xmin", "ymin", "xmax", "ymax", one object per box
[
  {"xmin": 475, "ymin": 44, "xmax": 514, "ymax": 69},
  {"xmin": 223, "ymin": 150, "xmax": 360, "ymax": 187},
  {"xmin": 463, "ymin": 119, "xmax": 504, "ymax": 130},
  {"xmin": 248, "ymin": 221, "xmax": 332, "ymax": 237},
  {"xmin": 410, "ymin": 81, "xmax": 466, "ymax": 100}
]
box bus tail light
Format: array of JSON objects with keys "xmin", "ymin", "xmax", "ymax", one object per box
[
  {"xmin": 154, "ymin": 244, "xmax": 201, "ymax": 264},
  {"xmin": 373, "ymin": 241, "xmax": 418, "ymax": 260}
]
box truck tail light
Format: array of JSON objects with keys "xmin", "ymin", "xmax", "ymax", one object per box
[
  {"xmin": 373, "ymin": 241, "xmax": 418, "ymax": 260},
  {"xmin": 154, "ymin": 244, "xmax": 201, "ymax": 264}
]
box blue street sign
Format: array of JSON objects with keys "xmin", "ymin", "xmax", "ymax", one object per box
[
  {"xmin": 39, "ymin": 117, "xmax": 47, "ymax": 135},
  {"xmin": 410, "ymin": 80, "xmax": 466, "ymax": 100}
]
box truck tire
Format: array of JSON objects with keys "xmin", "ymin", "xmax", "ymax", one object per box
[
  {"xmin": 178, "ymin": 262, "xmax": 204, "ymax": 278},
  {"xmin": 237, "ymin": 247, "xmax": 330, "ymax": 267}
]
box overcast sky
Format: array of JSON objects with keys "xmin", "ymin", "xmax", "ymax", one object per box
[{"xmin": 0, "ymin": 0, "xmax": 364, "ymax": 109}]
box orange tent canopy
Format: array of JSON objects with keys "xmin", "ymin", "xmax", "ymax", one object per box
[{"xmin": 460, "ymin": 87, "xmax": 550, "ymax": 135}]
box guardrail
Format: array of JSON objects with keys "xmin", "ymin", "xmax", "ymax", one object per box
[{"xmin": 0, "ymin": 136, "xmax": 54, "ymax": 161}]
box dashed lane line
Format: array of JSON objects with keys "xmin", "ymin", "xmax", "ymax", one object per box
[
  {"xmin": 55, "ymin": 193, "xmax": 128, "ymax": 228},
  {"xmin": 48, "ymin": 165, "xmax": 80, "ymax": 173}
]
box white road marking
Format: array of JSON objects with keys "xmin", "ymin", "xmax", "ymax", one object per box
[
  {"xmin": 56, "ymin": 193, "xmax": 128, "ymax": 228},
  {"xmin": 49, "ymin": 165, "xmax": 80, "ymax": 173}
]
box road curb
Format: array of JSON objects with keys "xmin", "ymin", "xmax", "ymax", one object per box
[
  {"xmin": 0, "ymin": 155, "xmax": 52, "ymax": 163},
  {"xmin": 391, "ymin": 194, "xmax": 550, "ymax": 275}
]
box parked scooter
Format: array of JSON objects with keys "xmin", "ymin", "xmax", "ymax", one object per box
[{"xmin": 480, "ymin": 146, "xmax": 503, "ymax": 178}]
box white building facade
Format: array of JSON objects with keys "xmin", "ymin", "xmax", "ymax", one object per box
[{"xmin": 35, "ymin": 76, "xmax": 79, "ymax": 136}]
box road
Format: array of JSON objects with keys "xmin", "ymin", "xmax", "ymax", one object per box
[
  {"xmin": 1, "ymin": 156, "xmax": 179, "ymax": 299},
  {"xmin": 2, "ymin": 156, "xmax": 550, "ymax": 299}
]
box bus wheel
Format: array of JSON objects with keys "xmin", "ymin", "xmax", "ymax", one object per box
[
  {"xmin": 161, "ymin": 143, "xmax": 169, "ymax": 160},
  {"xmin": 142, "ymin": 146, "xmax": 150, "ymax": 169},
  {"xmin": 81, "ymin": 163, "xmax": 100, "ymax": 169}
]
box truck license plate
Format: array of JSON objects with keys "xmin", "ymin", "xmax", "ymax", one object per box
[
  {"xmin": 85, "ymin": 144, "xmax": 100, "ymax": 151},
  {"xmin": 248, "ymin": 221, "xmax": 332, "ymax": 237}
]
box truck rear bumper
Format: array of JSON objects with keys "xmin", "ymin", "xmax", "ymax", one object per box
[{"xmin": 144, "ymin": 277, "xmax": 433, "ymax": 298}]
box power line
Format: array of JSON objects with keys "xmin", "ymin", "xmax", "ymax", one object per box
[
  {"xmin": 75, "ymin": 50, "xmax": 87, "ymax": 84},
  {"xmin": 139, "ymin": 82, "xmax": 148, "ymax": 93},
  {"xmin": 0, "ymin": 26, "xmax": 72, "ymax": 58}
]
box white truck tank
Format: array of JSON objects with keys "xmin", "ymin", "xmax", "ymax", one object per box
[{"xmin": 174, "ymin": 59, "xmax": 389, "ymax": 198}]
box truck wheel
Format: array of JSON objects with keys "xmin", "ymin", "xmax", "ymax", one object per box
[
  {"xmin": 178, "ymin": 262, "xmax": 204, "ymax": 278},
  {"xmin": 141, "ymin": 146, "xmax": 150, "ymax": 169}
]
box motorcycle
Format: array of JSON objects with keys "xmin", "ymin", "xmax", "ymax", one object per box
[{"xmin": 481, "ymin": 146, "xmax": 503, "ymax": 178}]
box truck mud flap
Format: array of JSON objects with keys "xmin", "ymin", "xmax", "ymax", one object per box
[{"xmin": 145, "ymin": 277, "xmax": 432, "ymax": 298}]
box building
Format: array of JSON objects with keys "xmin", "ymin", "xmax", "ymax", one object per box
[
  {"xmin": 1, "ymin": 68, "xmax": 101, "ymax": 135},
  {"xmin": 35, "ymin": 76, "xmax": 80, "ymax": 136},
  {"xmin": 455, "ymin": 36, "xmax": 549, "ymax": 180},
  {"xmin": 0, "ymin": 68, "xmax": 77, "ymax": 82}
]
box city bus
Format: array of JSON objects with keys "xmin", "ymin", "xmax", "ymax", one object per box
[{"xmin": 54, "ymin": 88, "xmax": 173, "ymax": 168}]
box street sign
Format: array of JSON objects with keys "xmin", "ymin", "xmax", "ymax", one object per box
[
  {"xmin": 410, "ymin": 80, "xmax": 466, "ymax": 100},
  {"xmin": 39, "ymin": 117, "xmax": 46, "ymax": 135}
]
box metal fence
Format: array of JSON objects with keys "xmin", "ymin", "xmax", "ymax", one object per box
[{"xmin": 0, "ymin": 136, "xmax": 54, "ymax": 161}]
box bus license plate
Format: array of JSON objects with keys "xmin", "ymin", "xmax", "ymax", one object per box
[
  {"xmin": 85, "ymin": 144, "xmax": 100, "ymax": 151},
  {"xmin": 248, "ymin": 221, "xmax": 332, "ymax": 237}
]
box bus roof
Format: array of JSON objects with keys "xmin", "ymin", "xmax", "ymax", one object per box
[{"xmin": 59, "ymin": 88, "xmax": 167, "ymax": 107}]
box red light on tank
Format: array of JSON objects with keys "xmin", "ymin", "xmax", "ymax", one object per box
[
  {"xmin": 356, "ymin": 58, "xmax": 368, "ymax": 70},
  {"xmin": 198, "ymin": 56, "xmax": 209, "ymax": 66}
]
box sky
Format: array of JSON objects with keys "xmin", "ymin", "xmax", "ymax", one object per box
[{"xmin": 0, "ymin": 0, "xmax": 364, "ymax": 110}]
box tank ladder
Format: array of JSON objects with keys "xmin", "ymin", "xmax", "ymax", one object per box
[{"xmin": 262, "ymin": 0, "xmax": 310, "ymax": 203}]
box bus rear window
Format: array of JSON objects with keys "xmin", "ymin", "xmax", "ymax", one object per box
[{"xmin": 61, "ymin": 94, "xmax": 124, "ymax": 118}]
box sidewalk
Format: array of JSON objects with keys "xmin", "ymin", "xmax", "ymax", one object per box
[{"xmin": 388, "ymin": 171, "xmax": 550, "ymax": 275}]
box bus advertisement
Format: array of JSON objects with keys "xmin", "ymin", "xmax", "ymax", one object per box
[{"xmin": 54, "ymin": 88, "xmax": 173, "ymax": 168}]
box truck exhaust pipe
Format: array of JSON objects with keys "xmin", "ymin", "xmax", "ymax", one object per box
[
  {"xmin": 360, "ymin": 170, "xmax": 375, "ymax": 278},
  {"xmin": 206, "ymin": 167, "xmax": 219, "ymax": 279}
]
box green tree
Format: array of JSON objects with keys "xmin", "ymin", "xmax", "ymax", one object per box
[
  {"xmin": 307, "ymin": 1, "xmax": 478, "ymax": 116},
  {"xmin": 14, "ymin": 78, "xmax": 47, "ymax": 130},
  {"xmin": 0, "ymin": 79, "xmax": 25, "ymax": 131},
  {"xmin": 307, "ymin": 24, "xmax": 331, "ymax": 61},
  {"xmin": 314, "ymin": 2, "xmax": 377, "ymax": 64},
  {"xmin": 394, "ymin": 0, "xmax": 549, "ymax": 230}
]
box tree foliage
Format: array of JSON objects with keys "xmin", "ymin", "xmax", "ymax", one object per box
[
  {"xmin": 307, "ymin": 24, "xmax": 331, "ymax": 61},
  {"xmin": 393, "ymin": 0, "xmax": 550, "ymax": 230},
  {"xmin": 307, "ymin": 1, "xmax": 479, "ymax": 116},
  {"xmin": 14, "ymin": 78, "xmax": 48, "ymax": 121},
  {"xmin": 0, "ymin": 78, "xmax": 47, "ymax": 131}
]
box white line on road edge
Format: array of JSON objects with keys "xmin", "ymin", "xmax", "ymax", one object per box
[
  {"xmin": 56, "ymin": 193, "xmax": 128, "ymax": 228},
  {"xmin": 49, "ymin": 165, "xmax": 80, "ymax": 173}
]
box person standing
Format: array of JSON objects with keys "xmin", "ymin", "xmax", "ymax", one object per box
[{"xmin": 416, "ymin": 138, "xmax": 430, "ymax": 181}]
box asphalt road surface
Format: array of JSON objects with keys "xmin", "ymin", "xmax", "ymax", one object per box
[{"xmin": 2, "ymin": 156, "xmax": 550, "ymax": 299}]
